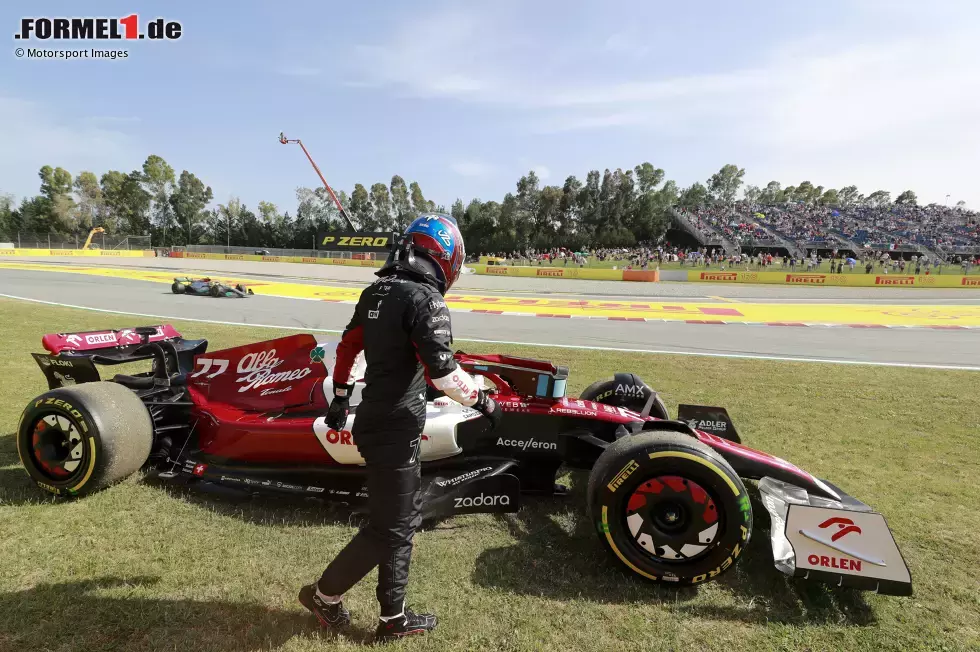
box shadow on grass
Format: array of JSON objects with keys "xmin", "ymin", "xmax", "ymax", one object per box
[
  {"xmin": 470, "ymin": 472, "xmax": 875, "ymax": 627},
  {"xmin": 0, "ymin": 576, "xmax": 376, "ymax": 650},
  {"xmin": 141, "ymin": 473, "xmax": 371, "ymax": 529}
]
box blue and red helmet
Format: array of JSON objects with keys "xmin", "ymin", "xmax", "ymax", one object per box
[{"xmin": 399, "ymin": 213, "xmax": 466, "ymax": 293}]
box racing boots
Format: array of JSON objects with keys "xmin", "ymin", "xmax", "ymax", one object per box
[
  {"xmin": 375, "ymin": 608, "xmax": 438, "ymax": 643},
  {"xmin": 298, "ymin": 584, "xmax": 351, "ymax": 630}
]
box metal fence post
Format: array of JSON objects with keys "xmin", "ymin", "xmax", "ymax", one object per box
[{"xmin": 48, "ymin": 234, "xmax": 51, "ymax": 249}]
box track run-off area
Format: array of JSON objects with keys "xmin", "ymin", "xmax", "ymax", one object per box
[{"xmin": 2, "ymin": 257, "xmax": 980, "ymax": 369}]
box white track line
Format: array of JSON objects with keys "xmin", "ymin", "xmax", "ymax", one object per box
[{"xmin": 2, "ymin": 292, "xmax": 979, "ymax": 372}]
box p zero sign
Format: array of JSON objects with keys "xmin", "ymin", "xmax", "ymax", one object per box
[{"xmin": 316, "ymin": 231, "xmax": 396, "ymax": 253}]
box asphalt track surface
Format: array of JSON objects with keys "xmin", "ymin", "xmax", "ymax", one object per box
[{"xmin": 2, "ymin": 257, "xmax": 979, "ymax": 369}]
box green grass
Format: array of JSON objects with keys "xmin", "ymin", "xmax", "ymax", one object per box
[{"xmin": 1, "ymin": 297, "xmax": 979, "ymax": 651}]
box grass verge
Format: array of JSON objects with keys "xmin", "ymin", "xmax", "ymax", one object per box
[{"xmin": 1, "ymin": 297, "xmax": 978, "ymax": 651}]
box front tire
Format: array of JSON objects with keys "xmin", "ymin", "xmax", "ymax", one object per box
[
  {"xmin": 171, "ymin": 282, "xmax": 185, "ymax": 294},
  {"xmin": 587, "ymin": 431, "xmax": 752, "ymax": 586},
  {"xmin": 17, "ymin": 382, "xmax": 154, "ymax": 498}
]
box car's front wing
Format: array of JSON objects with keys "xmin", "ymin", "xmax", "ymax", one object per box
[{"xmin": 758, "ymin": 477, "xmax": 912, "ymax": 596}]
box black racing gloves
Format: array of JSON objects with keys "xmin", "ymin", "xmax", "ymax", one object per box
[
  {"xmin": 327, "ymin": 382, "xmax": 355, "ymax": 430},
  {"xmin": 473, "ymin": 390, "xmax": 503, "ymax": 430}
]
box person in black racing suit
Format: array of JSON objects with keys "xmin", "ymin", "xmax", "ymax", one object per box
[{"xmin": 299, "ymin": 214, "xmax": 502, "ymax": 643}]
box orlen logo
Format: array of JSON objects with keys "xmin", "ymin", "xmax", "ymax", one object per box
[
  {"xmin": 807, "ymin": 554, "xmax": 861, "ymax": 572},
  {"xmin": 700, "ymin": 272, "xmax": 738, "ymax": 281},
  {"xmin": 537, "ymin": 269, "xmax": 564, "ymax": 277},
  {"xmin": 85, "ymin": 333, "xmax": 116, "ymax": 345},
  {"xmin": 819, "ymin": 516, "xmax": 862, "ymax": 541},
  {"xmin": 963, "ymin": 278, "xmax": 980, "ymax": 287},
  {"xmin": 875, "ymin": 276, "xmax": 914, "ymax": 286},
  {"xmin": 786, "ymin": 274, "xmax": 826, "ymax": 284},
  {"xmin": 322, "ymin": 429, "xmax": 354, "ymax": 446},
  {"xmin": 236, "ymin": 349, "xmax": 311, "ymax": 393},
  {"xmin": 15, "ymin": 15, "xmax": 183, "ymax": 40}
]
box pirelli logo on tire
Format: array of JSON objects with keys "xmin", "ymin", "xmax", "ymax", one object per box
[
  {"xmin": 316, "ymin": 231, "xmax": 396, "ymax": 253},
  {"xmin": 607, "ymin": 459, "xmax": 639, "ymax": 492}
]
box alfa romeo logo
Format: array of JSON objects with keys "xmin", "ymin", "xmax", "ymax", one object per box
[{"xmin": 309, "ymin": 346, "xmax": 326, "ymax": 363}]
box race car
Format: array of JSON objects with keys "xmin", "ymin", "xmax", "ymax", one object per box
[
  {"xmin": 17, "ymin": 325, "xmax": 912, "ymax": 596},
  {"xmin": 171, "ymin": 277, "xmax": 253, "ymax": 297}
]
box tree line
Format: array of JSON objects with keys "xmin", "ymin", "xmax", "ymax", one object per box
[{"xmin": 0, "ymin": 155, "xmax": 962, "ymax": 253}]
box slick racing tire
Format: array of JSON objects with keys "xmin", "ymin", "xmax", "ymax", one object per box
[
  {"xmin": 209, "ymin": 284, "xmax": 222, "ymax": 298},
  {"xmin": 587, "ymin": 431, "xmax": 752, "ymax": 587},
  {"xmin": 581, "ymin": 374, "xmax": 669, "ymax": 419},
  {"xmin": 17, "ymin": 382, "xmax": 154, "ymax": 498},
  {"xmin": 171, "ymin": 282, "xmax": 185, "ymax": 294}
]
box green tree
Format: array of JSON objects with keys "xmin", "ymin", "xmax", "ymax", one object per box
[
  {"xmin": 349, "ymin": 184, "xmax": 373, "ymax": 230},
  {"xmin": 409, "ymin": 181, "xmax": 434, "ymax": 214},
  {"xmin": 100, "ymin": 170, "xmax": 151, "ymax": 234},
  {"xmin": 838, "ymin": 185, "xmax": 861, "ymax": 208},
  {"xmin": 758, "ymin": 181, "xmax": 783, "ymax": 204},
  {"xmin": 707, "ymin": 164, "xmax": 745, "ymax": 205},
  {"xmin": 895, "ymin": 190, "xmax": 918, "ymax": 206},
  {"xmin": 634, "ymin": 162, "xmax": 665, "ymax": 194},
  {"xmin": 450, "ymin": 198, "xmax": 465, "ymax": 225},
  {"xmin": 819, "ymin": 188, "xmax": 840, "ymax": 206},
  {"xmin": 141, "ymin": 155, "xmax": 175, "ymax": 230},
  {"xmin": 169, "ymin": 170, "xmax": 213, "ymax": 245},
  {"xmin": 38, "ymin": 165, "xmax": 75, "ymax": 232},
  {"xmin": 369, "ymin": 182, "xmax": 393, "ymax": 230},
  {"xmin": 743, "ymin": 184, "xmax": 761, "ymax": 203},
  {"xmin": 389, "ymin": 175, "xmax": 413, "ymax": 229},
  {"xmin": 866, "ymin": 190, "xmax": 891, "ymax": 208},
  {"xmin": 72, "ymin": 171, "xmax": 103, "ymax": 230},
  {"xmin": 0, "ymin": 193, "xmax": 18, "ymax": 235},
  {"xmin": 678, "ymin": 182, "xmax": 709, "ymax": 209}
]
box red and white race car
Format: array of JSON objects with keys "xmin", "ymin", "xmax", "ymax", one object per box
[{"xmin": 17, "ymin": 325, "xmax": 912, "ymax": 595}]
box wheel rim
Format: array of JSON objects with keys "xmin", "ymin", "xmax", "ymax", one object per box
[
  {"xmin": 624, "ymin": 475, "xmax": 720, "ymax": 563},
  {"xmin": 30, "ymin": 415, "xmax": 86, "ymax": 481}
]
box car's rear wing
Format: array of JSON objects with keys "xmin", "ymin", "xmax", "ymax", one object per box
[
  {"xmin": 42, "ymin": 325, "xmax": 183, "ymax": 355},
  {"xmin": 34, "ymin": 325, "xmax": 207, "ymax": 390}
]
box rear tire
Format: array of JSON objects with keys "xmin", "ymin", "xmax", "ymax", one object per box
[
  {"xmin": 171, "ymin": 282, "xmax": 185, "ymax": 294},
  {"xmin": 17, "ymin": 382, "xmax": 154, "ymax": 498},
  {"xmin": 587, "ymin": 431, "xmax": 752, "ymax": 586},
  {"xmin": 209, "ymin": 284, "xmax": 221, "ymax": 297}
]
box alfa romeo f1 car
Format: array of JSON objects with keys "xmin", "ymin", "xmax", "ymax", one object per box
[
  {"xmin": 17, "ymin": 326, "xmax": 912, "ymax": 595},
  {"xmin": 171, "ymin": 277, "xmax": 253, "ymax": 297}
]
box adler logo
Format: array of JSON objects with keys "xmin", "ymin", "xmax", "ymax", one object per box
[
  {"xmin": 537, "ymin": 269, "xmax": 564, "ymax": 277},
  {"xmin": 963, "ymin": 278, "xmax": 980, "ymax": 287},
  {"xmin": 700, "ymin": 272, "xmax": 738, "ymax": 281},
  {"xmin": 454, "ymin": 493, "xmax": 510, "ymax": 508},
  {"xmin": 786, "ymin": 274, "xmax": 826, "ymax": 284},
  {"xmin": 688, "ymin": 419, "xmax": 728, "ymax": 431},
  {"xmin": 875, "ymin": 276, "xmax": 914, "ymax": 285}
]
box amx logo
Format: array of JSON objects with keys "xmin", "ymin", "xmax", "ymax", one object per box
[{"xmin": 15, "ymin": 15, "xmax": 183, "ymax": 40}]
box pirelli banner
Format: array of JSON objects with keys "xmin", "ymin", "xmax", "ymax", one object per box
[
  {"xmin": 687, "ymin": 270, "xmax": 980, "ymax": 288},
  {"xmin": 316, "ymin": 231, "xmax": 396, "ymax": 253}
]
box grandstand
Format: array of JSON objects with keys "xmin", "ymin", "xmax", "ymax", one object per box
[{"xmin": 677, "ymin": 202, "xmax": 980, "ymax": 260}]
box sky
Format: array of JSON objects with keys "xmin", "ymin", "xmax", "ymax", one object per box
[{"xmin": 1, "ymin": 0, "xmax": 978, "ymax": 216}]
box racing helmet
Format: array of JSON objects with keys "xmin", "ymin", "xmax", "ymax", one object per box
[{"xmin": 384, "ymin": 213, "xmax": 465, "ymax": 293}]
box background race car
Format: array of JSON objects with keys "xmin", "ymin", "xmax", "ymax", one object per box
[
  {"xmin": 17, "ymin": 326, "xmax": 912, "ymax": 597},
  {"xmin": 171, "ymin": 277, "xmax": 253, "ymax": 297}
]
